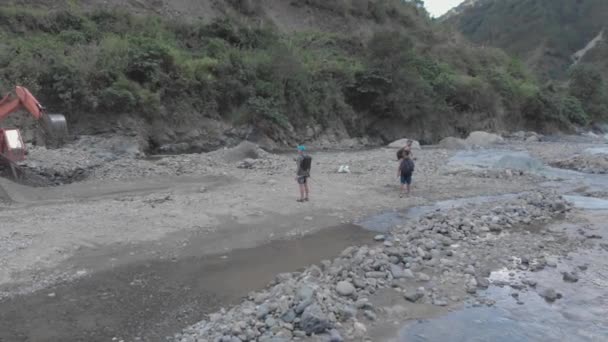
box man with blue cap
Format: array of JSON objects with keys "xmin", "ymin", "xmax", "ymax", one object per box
[{"xmin": 295, "ymin": 145, "xmax": 312, "ymax": 202}]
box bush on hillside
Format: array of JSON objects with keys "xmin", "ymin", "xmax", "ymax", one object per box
[{"xmin": 0, "ymin": 4, "xmax": 590, "ymax": 145}]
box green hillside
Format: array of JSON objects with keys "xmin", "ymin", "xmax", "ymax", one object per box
[
  {"xmin": 446, "ymin": 0, "xmax": 608, "ymax": 124},
  {"xmin": 0, "ymin": 1, "xmax": 590, "ymax": 151}
]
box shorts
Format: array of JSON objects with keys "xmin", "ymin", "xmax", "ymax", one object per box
[
  {"xmin": 400, "ymin": 173, "xmax": 412, "ymax": 185},
  {"xmin": 297, "ymin": 176, "xmax": 308, "ymax": 185}
]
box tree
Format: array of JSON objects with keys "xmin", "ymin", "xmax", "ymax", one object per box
[{"xmin": 569, "ymin": 64, "xmax": 608, "ymax": 120}]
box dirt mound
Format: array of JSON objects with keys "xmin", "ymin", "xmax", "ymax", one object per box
[
  {"xmin": 222, "ymin": 141, "xmax": 266, "ymax": 163},
  {"xmin": 551, "ymin": 155, "xmax": 608, "ymax": 174}
]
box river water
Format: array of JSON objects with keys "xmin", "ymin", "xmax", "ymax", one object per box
[{"xmin": 395, "ymin": 149, "xmax": 608, "ymax": 342}]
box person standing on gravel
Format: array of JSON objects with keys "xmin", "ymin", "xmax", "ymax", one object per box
[
  {"xmin": 398, "ymin": 150, "xmax": 415, "ymax": 197},
  {"xmin": 295, "ymin": 145, "xmax": 312, "ymax": 202},
  {"xmin": 396, "ymin": 139, "xmax": 414, "ymax": 161}
]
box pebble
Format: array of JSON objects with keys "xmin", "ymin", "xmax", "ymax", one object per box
[
  {"xmin": 404, "ymin": 291, "xmax": 424, "ymax": 303},
  {"xmin": 475, "ymin": 276, "xmax": 490, "ymax": 289},
  {"xmin": 374, "ymin": 235, "xmax": 386, "ymax": 242},
  {"xmin": 353, "ymin": 321, "xmax": 367, "ymax": 335},
  {"xmin": 433, "ymin": 298, "xmax": 448, "ymax": 306},
  {"xmin": 328, "ymin": 329, "xmax": 344, "ymax": 342},
  {"xmin": 336, "ymin": 281, "xmax": 356, "ymax": 296},
  {"xmin": 390, "ymin": 264, "xmax": 414, "ymax": 279},
  {"xmin": 418, "ymin": 273, "xmax": 431, "ymax": 282},
  {"xmin": 562, "ymin": 272, "xmax": 579, "ymax": 283},
  {"xmin": 300, "ymin": 304, "xmax": 332, "ymax": 335},
  {"xmin": 363, "ymin": 310, "xmax": 377, "ymax": 321},
  {"xmin": 545, "ymin": 257, "xmax": 558, "ymax": 267},
  {"xmin": 355, "ymin": 298, "xmax": 373, "ymax": 310},
  {"xmin": 539, "ymin": 288, "xmax": 560, "ymax": 302},
  {"xmin": 366, "ymin": 271, "xmax": 386, "ymax": 279}
]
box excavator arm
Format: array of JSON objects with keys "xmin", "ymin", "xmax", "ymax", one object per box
[
  {"xmin": 0, "ymin": 86, "xmax": 44, "ymax": 121},
  {"xmin": 0, "ymin": 86, "xmax": 67, "ymax": 147}
]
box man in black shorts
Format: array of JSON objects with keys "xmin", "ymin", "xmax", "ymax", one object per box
[{"xmin": 398, "ymin": 150, "xmax": 415, "ymax": 198}]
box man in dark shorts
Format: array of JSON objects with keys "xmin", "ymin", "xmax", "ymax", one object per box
[
  {"xmin": 398, "ymin": 150, "xmax": 415, "ymax": 197},
  {"xmin": 295, "ymin": 145, "xmax": 311, "ymax": 202}
]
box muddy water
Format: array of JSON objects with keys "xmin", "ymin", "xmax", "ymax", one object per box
[{"xmin": 0, "ymin": 224, "xmax": 373, "ymax": 342}]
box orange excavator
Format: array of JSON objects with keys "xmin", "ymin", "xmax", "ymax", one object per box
[{"xmin": 0, "ymin": 86, "xmax": 68, "ymax": 163}]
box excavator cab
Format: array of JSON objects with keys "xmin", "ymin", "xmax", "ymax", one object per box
[
  {"xmin": 0, "ymin": 86, "xmax": 68, "ymax": 162},
  {"xmin": 0, "ymin": 128, "xmax": 26, "ymax": 161}
]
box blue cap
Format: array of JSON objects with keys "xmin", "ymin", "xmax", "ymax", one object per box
[{"xmin": 297, "ymin": 145, "xmax": 306, "ymax": 151}]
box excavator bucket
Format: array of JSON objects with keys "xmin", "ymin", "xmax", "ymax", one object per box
[{"xmin": 40, "ymin": 113, "xmax": 68, "ymax": 147}]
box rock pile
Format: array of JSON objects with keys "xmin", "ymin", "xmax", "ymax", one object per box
[
  {"xmin": 18, "ymin": 138, "xmax": 286, "ymax": 183},
  {"xmin": 175, "ymin": 191, "xmax": 569, "ymax": 342},
  {"xmin": 550, "ymin": 155, "xmax": 608, "ymax": 174}
]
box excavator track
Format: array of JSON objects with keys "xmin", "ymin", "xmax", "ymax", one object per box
[{"xmin": 0, "ymin": 153, "xmax": 24, "ymax": 181}]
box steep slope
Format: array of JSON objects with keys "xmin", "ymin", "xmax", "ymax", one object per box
[
  {"xmin": 0, "ymin": 1, "xmax": 582, "ymax": 152},
  {"xmin": 445, "ymin": 0, "xmax": 608, "ymax": 81}
]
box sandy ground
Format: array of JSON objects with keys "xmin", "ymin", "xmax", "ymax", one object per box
[
  {"xmin": 0, "ymin": 144, "xmax": 539, "ymax": 291},
  {"xmin": 0, "ymin": 136, "xmax": 607, "ymax": 341}
]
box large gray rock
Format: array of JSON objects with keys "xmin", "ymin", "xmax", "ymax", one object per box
[
  {"xmin": 300, "ymin": 304, "xmax": 332, "ymax": 335},
  {"xmin": 388, "ymin": 138, "xmax": 421, "ymax": 150},
  {"xmin": 439, "ymin": 137, "xmax": 469, "ymax": 150},
  {"xmin": 336, "ymin": 281, "xmax": 356, "ymax": 296},
  {"xmin": 465, "ymin": 131, "xmax": 504, "ymax": 147},
  {"xmin": 539, "ymin": 288, "xmax": 560, "ymax": 302},
  {"xmin": 562, "ymin": 272, "xmax": 579, "ymax": 283},
  {"xmin": 390, "ymin": 264, "xmax": 414, "ymax": 279},
  {"xmin": 328, "ymin": 329, "xmax": 344, "ymax": 342}
]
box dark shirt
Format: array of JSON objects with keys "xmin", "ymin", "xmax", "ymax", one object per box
[
  {"xmin": 296, "ymin": 154, "xmax": 310, "ymax": 177},
  {"xmin": 400, "ymin": 158, "xmax": 415, "ymax": 176}
]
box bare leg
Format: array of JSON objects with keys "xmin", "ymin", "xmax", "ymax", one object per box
[
  {"xmin": 304, "ymin": 182, "xmax": 309, "ymax": 200},
  {"xmin": 406, "ymin": 183, "xmax": 411, "ymax": 195}
]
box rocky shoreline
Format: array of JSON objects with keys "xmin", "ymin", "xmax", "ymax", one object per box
[{"xmin": 175, "ymin": 191, "xmax": 571, "ymax": 342}]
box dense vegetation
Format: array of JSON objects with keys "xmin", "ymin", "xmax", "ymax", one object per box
[
  {"xmin": 0, "ymin": 1, "xmax": 595, "ymax": 148},
  {"xmin": 446, "ymin": 0, "xmax": 608, "ymax": 125}
]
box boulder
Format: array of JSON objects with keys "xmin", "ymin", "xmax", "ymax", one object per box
[
  {"xmin": 300, "ymin": 304, "xmax": 332, "ymax": 335},
  {"xmin": 525, "ymin": 135, "xmax": 540, "ymax": 143},
  {"xmin": 336, "ymin": 281, "xmax": 356, "ymax": 296},
  {"xmin": 465, "ymin": 131, "xmax": 504, "ymax": 147},
  {"xmin": 439, "ymin": 137, "xmax": 469, "ymax": 150},
  {"xmin": 388, "ymin": 138, "xmax": 421, "ymax": 150}
]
